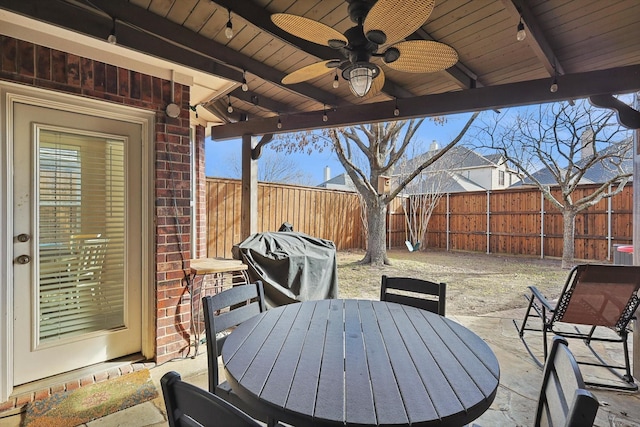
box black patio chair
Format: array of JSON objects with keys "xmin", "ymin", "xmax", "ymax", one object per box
[
  {"xmin": 514, "ymin": 264, "xmax": 640, "ymax": 391},
  {"xmin": 381, "ymin": 275, "xmax": 446, "ymax": 315},
  {"xmin": 161, "ymin": 370, "xmax": 262, "ymax": 427},
  {"xmin": 202, "ymin": 281, "xmax": 280, "ymax": 426},
  {"xmin": 535, "ymin": 337, "xmax": 599, "ymax": 427}
]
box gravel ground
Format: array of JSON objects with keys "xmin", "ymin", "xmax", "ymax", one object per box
[{"xmin": 336, "ymin": 249, "xmax": 570, "ymax": 316}]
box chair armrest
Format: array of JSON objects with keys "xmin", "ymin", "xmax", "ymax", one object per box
[{"xmin": 528, "ymin": 286, "xmax": 555, "ymax": 312}]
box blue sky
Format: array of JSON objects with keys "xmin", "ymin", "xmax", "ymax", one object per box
[{"xmin": 205, "ymin": 112, "xmax": 478, "ymax": 186}]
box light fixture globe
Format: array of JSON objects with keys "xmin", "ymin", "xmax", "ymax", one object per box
[{"xmin": 343, "ymin": 62, "xmax": 379, "ymax": 97}]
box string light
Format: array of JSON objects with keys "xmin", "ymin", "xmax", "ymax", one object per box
[
  {"xmin": 227, "ymin": 95, "xmax": 233, "ymax": 113},
  {"xmin": 107, "ymin": 18, "xmax": 117, "ymax": 44},
  {"xmin": 322, "ymin": 105, "xmax": 328, "ymax": 122},
  {"xmin": 241, "ymin": 70, "xmax": 248, "ymax": 91},
  {"xmin": 549, "ymin": 76, "xmax": 558, "ymax": 93},
  {"xmin": 516, "ymin": 17, "xmax": 526, "ymax": 41},
  {"xmin": 277, "ymin": 114, "xmax": 282, "ymax": 129},
  {"xmin": 225, "ymin": 9, "xmax": 233, "ymax": 39},
  {"xmin": 394, "ymin": 98, "xmax": 400, "ymax": 116},
  {"xmin": 333, "ymin": 72, "xmax": 339, "ymax": 89}
]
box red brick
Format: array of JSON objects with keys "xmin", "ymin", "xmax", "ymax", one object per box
[
  {"xmin": 18, "ymin": 40, "xmax": 34, "ymax": 77},
  {"xmin": 15, "ymin": 392, "xmax": 33, "ymax": 407},
  {"xmin": 34, "ymin": 388, "xmax": 50, "ymax": 400},
  {"xmin": 81, "ymin": 57, "xmax": 93, "ymax": 89},
  {"xmin": 1, "ymin": 36, "xmax": 17, "ymax": 73},
  {"xmin": 36, "ymin": 45, "xmax": 51, "ymax": 79},
  {"xmin": 67, "ymin": 53, "xmax": 80, "ymax": 86},
  {"xmin": 0, "ymin": 398, "xmax": 16, "ymax": 412},
  {"xmin": 51, "ymin": 49, "xmax": 66, "ymax": 83}
]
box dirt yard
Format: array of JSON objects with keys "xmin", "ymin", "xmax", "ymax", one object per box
[{"xmin": 336, "ymin": 249, "xmax": 571, "ymax": 316}]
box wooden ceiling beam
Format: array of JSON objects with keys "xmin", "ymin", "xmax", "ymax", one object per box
[
  {"xmin": 211, "ymin": 64, "xmax": 640, "ymax": 140},
  {"xmin": 504, "ymin": 0, "xmax": 565, "ymax": 76},
  {"xmin": 85, "ymin": 0, "xmax": 344, "ymax": 108}
]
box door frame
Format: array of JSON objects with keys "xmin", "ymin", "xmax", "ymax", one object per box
[{"xmin": 0, "ymin": 81, "xmax": 155, "ymax": 401}]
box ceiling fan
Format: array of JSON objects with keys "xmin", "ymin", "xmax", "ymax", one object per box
[{"xmin": 271, "ymin": 0, "xmax": 458, "ymax": 98}]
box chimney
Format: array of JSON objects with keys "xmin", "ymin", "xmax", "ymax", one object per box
[
  {"xmin": 580, "ymin": 130, "xmax": 595, "ymax": 159},
  {"xmin": 324, "ymin": 166, "xmax": 331, "ymax": 182}
]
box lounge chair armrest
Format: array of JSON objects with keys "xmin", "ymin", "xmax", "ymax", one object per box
[{"xmin": 528, "ymin": 286, "xmax": 554, "ymax": 311}]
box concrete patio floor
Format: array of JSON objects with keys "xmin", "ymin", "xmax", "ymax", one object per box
[{"xmin": 1, "ymin": 308, "xmax": 638, "ymax": 427}]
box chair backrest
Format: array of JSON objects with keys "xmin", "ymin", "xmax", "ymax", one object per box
[
  {"xmin": 380, "ymin": 275, "xmax": 446, "ymax": 316},
  {"xmin": 202, "ymin": 281, "xmax": 266, "ymax": 392},
  {"xmin": 69, "ymin": 234, "xmax": 108, "ymax": 283},
  {"xmin": 161, "ymin": 371, "xmax": 262, "ymax": 427},
  {"xmin": 552, "ymin": 264, "xmax": 640, "ymax": 331},
  {"xmin": 535, "ymin": 337, "xmax": 599, "ymax": 427}
]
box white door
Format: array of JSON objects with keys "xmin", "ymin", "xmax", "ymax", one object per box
[{"xmin": 13, "ymin": 102, "xmax": 143, "ymax": 385}]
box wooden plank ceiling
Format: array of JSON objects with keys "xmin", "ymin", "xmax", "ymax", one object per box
[{"xmin": 2, "ymin": 0, "xmax": 640, "ymax": 139}]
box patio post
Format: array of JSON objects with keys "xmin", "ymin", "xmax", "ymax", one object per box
[
  {"xmin": 633, "ymin": 125, "xmax": 639, "ymax": 381},
  {"xmin": 241, "ymin": 134, "xmax": 257, "ymax": 239}
]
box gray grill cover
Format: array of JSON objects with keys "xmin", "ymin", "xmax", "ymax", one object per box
[{"xmin": 233, "ymin": 232, "xmax": 338, "ymax": 307}]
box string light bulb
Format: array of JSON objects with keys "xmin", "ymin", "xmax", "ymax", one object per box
[
  {"xmin": 333, "ymin": 73, "xmax": 339, "ymax": 89},
  {"xmin": 516, "ymin": 17, "xmax": 526, "ymax": 42},
  {"xmin": 277, "ymin": 115, "xmax": 282, "ymax": 129},
  {"xmin": 394, "ymin": 98, "xmax": 400, "ymax": 116},
  {"xmin": 241, "ymin": 70, "xmax": 248, "ymax": 91},
  {"xmin": 227, "ymin": 95, "xmax": 233, "ymax": 113},
  {"xmin": 322, "ymin": 105, "xmax": 328, "ymax": 122},
  {"xmin": 107, "ymin": 18, "xmax": 117, "ymax": 45},
  {"xmin": 225, "ymin": 9, "xmax": 233, "ymax": 39},
  {"xmin": 549, "ymin": 76, "xmax": 558, "ymax": 93}
]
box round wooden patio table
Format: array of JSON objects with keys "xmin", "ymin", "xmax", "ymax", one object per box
[{"xmin": 222, "ymin": 299, "xmax": 500, "ymax": 426}]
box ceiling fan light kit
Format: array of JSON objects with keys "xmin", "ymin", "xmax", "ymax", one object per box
[{"xmin": 272, "ymin": 0, "xmax": 457, "ymax": 99}]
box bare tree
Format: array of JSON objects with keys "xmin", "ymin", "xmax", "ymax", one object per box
[
  {"xmin": 473, "ymin": 100, "xmax": 633, "ymax": 268},
  {"xmin": 274, "ymin": 114, "xmax": 479, "ymax": 266},
  {"xmin": 227, "ymin": 150, "xmax": 314, "ymax": 185}
]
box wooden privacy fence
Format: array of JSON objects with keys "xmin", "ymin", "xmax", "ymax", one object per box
[
  {"xmin": 205, "ymin": 178, "xmax": 632, "ymax": 262},
  {"xmin": 422, "ymin": 184, "xmax": 633, "ymax": 261},
  {"xmin": 206, "ymin": 178, "xmax": 365, "ymax": 258}
]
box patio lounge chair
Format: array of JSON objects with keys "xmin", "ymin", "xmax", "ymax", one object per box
[
  {"xmin": 514, "ymin": 264, "xmax": 640, "ymax": 391},
  {"xmin": 161, "ymin": 371, "xmax": 262, "ymax": 427},
  {"xmin": 535, "ymin": 336, "xmax": 599, "ymax": 427},
  {"xmin": 381, "ymin": 275, "xmax": 446, "ymax": 315}
]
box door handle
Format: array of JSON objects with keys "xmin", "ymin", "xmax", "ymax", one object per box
[{"xmin": 16, "ymin": 255, "xmax": 31, "ymax": 264}]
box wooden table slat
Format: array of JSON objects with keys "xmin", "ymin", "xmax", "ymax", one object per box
[
  {"xmin": 286, "ymin": 300, "xmax": 336, "ymax": 420},
  {"xmin": 411, "ymin": 310, "xmax": 500, "ymax": 402},
  {"xmin": 312, "ymin": 299, "xmax": 347, "ymax": 423},
  {"xmin": 342, "ymin": 300, "xmax": 377, "ymax": 425},
  {"xmin": 357, "ymin": 300, "xmax": 410, "ymax": 425},
  {"xmin": 374, "ymin": 302, "xmax": 450, "ymax": 421},
  {"xmin": 240, "ymin": 304, "xmax": 301, "ymax": 398},
  {"xmin": 261, "ymin": 302, "xmax": 316, "ymax": 406}
]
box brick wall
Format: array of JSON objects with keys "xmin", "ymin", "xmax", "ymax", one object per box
[{"xmin": 1, "ymin": 35, "xmax": 199, "ymax": 368}]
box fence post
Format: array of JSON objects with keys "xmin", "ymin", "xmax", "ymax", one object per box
[
  {"xmin": 607, "ymin": 184, "xmax": 613, "ymax": 261},
  {"xmin": 486, "ymin": 190, "xmax": 490, "ymax": 254},
  {"xmin": 446, "ymin": 193, "xmax": 450, "ymax": 251},
  {"xmin": 540, "ymin": 191, "xmax": 544, "ymax": 259}
]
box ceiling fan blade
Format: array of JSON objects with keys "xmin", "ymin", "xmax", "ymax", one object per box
[
  {"xmin": 281, "ymin": 60, "xmax": 337, "ymax": 84},
  {"xmin": 364, "ymin": 0, "xmax": 435, "ymax": 46},
  {"xmin": 272, "ymin": 13, "xmax": 347, "ymax": 47},
  {"xmin": 385, "ymin": 40, "xmax": 458, "ymax": 73},
  {"xmin": 363, "ymin": 68, "xmax": 385, "ymax": 100}
]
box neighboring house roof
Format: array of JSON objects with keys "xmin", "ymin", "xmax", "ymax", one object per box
[
  {"xmin": 512, "ymin": 139, "xmax": 634, "ymax": 187},
  {"xmin": 317, "ymin": 173, "xmax": 356, "ymax": 192},
  {"xmin": 396, "ymin": 146, "xmax": 515, "ymax": 193}
]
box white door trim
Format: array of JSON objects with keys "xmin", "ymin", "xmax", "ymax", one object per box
[{"xmin": 0, "ymin": 81, "xmax": 155, "ymax": 401}]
